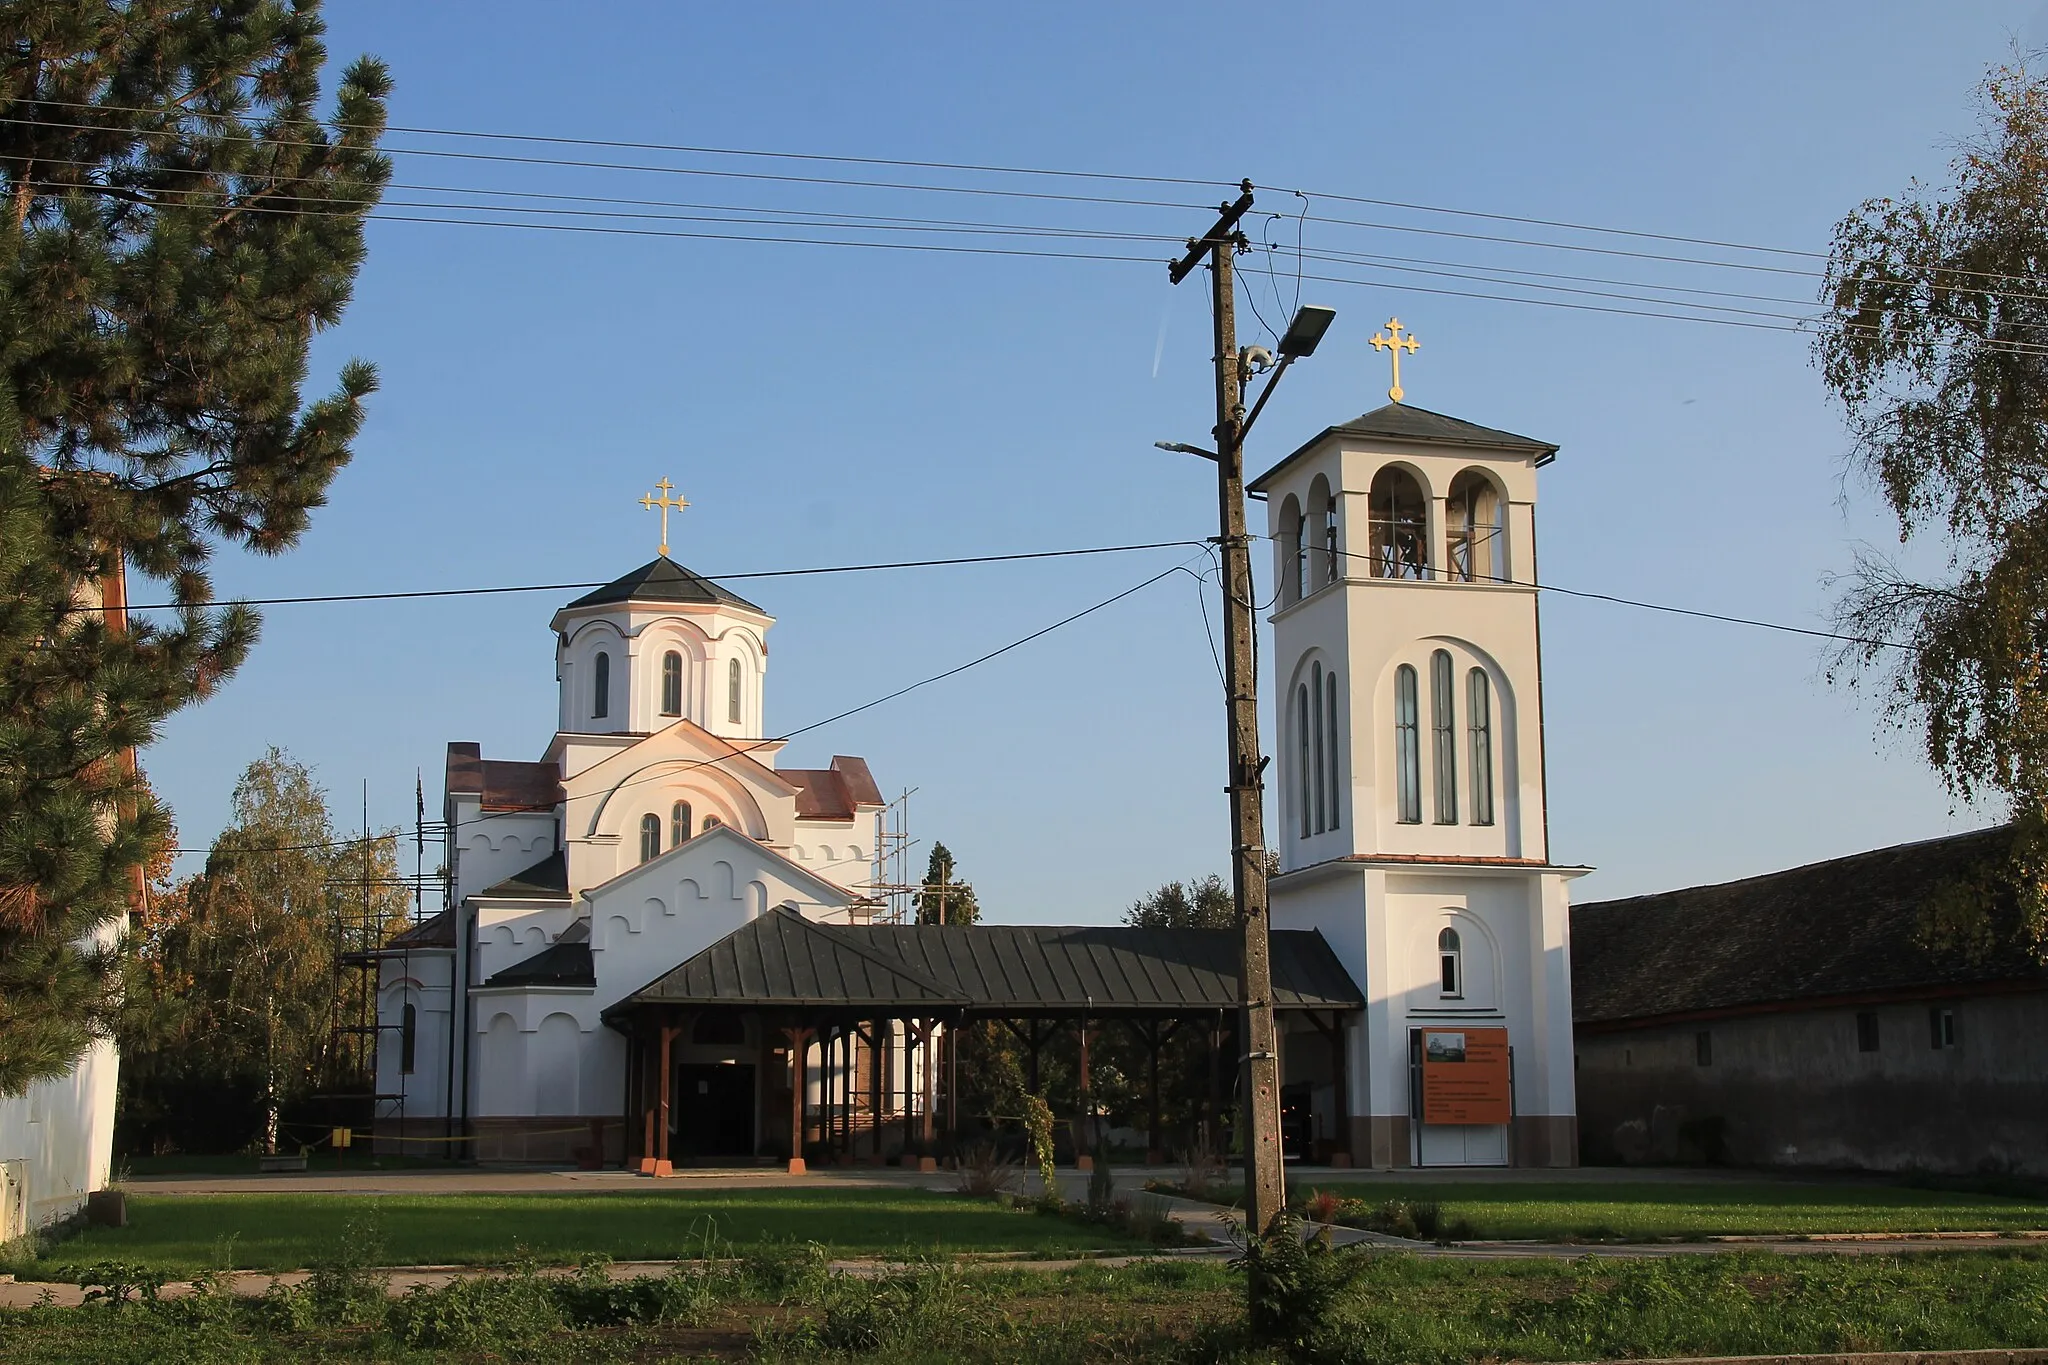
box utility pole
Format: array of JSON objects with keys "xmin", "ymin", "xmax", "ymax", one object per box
[{"xmin": 1168, "ymin": 180, "xmax": 1285, "ymax": 1239}]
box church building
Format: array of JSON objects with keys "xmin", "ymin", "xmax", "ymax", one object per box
[{"xmin": 1253, "ymin": 333, "xmax": 1581, "ymax": 1168}]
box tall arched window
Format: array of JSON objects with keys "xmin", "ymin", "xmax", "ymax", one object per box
[
  {"xmin": 1447, "ymin": 470, "xmax": 1503, "ymax": 584},
  {"xmin": 1293, "ymin": 502, "xmax": 1309, "ymax": 602},
  {"xmin": 1325, "ymin": 669, "xmax": 1342, "ymax": 830},
  {"xmin": 1322, "ymin": 489, "xmax": 1340, "ymax": 584},
  {"xmin": 400, "ymin": 1002, "xmax": 417, "ymax": 1075},
  {"xmin": 727, "ymin": 658, "xmax": 743, "ymax": 725},
  {"xmin": 1312, "ymin": 661, "xmax": 1327, "ymax": 834},
  {"xmin": 1368, "ymin": 467, "xmax": 1428, "ymax": 580},
  {"xmin": 661, "ymin": 651, "xmax": 683, "ymax": 717},
  {"xmin": 1467, "ymin": 668, "xmax": 1495, "ymax": 827},
  {"xmin": 671, "ymin": 799, "xmax": 693, "ymax": 849},
  {"xmin": 639, "ymin": 813, "xmax": 660, "ymax": 863},
  {"xmin": 1297, "ymin": 683, "xmax": 1312, "ymax": 838},
  {"xmin": 1431, "ymin": 650, "xmax": 1457, "ymax": 824},
  {"xmin": 1394, "ymin": 665, "xmax": 1421, "ymax": 824},
  {"xmin": 592, "ymin": 650, "xmax": 611, "ymax": 720},
  {"xmin": 1439, "ymin": 927, "xmax": 1463, "ymax": 997}
]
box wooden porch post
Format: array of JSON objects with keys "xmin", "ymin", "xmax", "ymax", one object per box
[
  {"xmin": 654, "ymin": 1022, "xmax": 678, "ymax": 1174},
  {"xmin": 782, "ymin": 1026, "xmax": 815, "ymax": 1174},
  {"xmin": 916, "ymin": 1020, "xmax": 938, "ymax": 1145}
]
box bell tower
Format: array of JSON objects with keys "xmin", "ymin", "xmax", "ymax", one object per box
[{"xmin": 1252, "ymin": 336, "xmax": 1583, "ymax": 1170}]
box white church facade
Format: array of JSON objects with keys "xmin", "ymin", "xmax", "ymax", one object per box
[{"xmin": 1254, "ymin": 392, "xmax": 1581, "ymax": 1167}]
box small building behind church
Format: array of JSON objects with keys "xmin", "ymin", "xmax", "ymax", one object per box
[{"xmin": 1572, "ymin": 828, "xmax": 2048, "ymax": 1175}]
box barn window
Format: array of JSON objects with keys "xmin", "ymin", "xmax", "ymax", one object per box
[{"xmin": 1929, "ymin": 1008, "xmax": 1957, "ymax": 1050}]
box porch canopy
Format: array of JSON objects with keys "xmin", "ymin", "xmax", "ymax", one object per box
[{"xmin": 603, "ymin": 907, "xmax": 1363, "ymax": 1169}]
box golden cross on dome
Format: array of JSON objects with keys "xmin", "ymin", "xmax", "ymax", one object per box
[
  {"xmin": 639, "ymin": 478, "xmax": 689, "ymax": 557},
  {"xmin": 1369, "ymin": 318, "xmax": 1421, "ymax": 403}
]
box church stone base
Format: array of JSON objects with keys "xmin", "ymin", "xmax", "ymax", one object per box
[
  {"xmin": 1343, "ymin": 1115, "xmax": 1578, "ymax": 1168},
  {"xmin": 1349, "ymin": 1116, "xmax": 1412, "ymax": 1169},
  {"xmin": 467, "ymin": 1116, "xmax": 625, "ymax": 1166}
]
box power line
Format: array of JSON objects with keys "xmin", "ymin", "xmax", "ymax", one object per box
[{"xmin": 103, "ymin": 539, "xmax": 1207, "ymax": 613}]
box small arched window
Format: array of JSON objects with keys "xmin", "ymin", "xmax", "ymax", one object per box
[
  {"xmin": 1297, "ymin": 682, "xmax": 1312, "ymax": 839},
  {"xmin": 1431, "ymin": 650, "xmax": 1457, "ymax": 825},
  {"xmin": 661, "ymin": 651, "xmax": 683, "ymax": 717},
  {"xmin": 1467, "ymin": 668, "xmax": 1494, "ymax": 827},
  {"xmin": 639, "ymin": 813, "xmax": 660, "ymax": 864},
  {"xmin": 1368, "ymin": 467, "xmax": 1429, "ymax": 580},
  {"xmin": 671, "ymin": 799, "xmax": 692, "ymax": 849},
  {"xmin": 1394, "ymin": 665, "xmax": 1421, "ymax": 824},
  {"xmin": 1322, "ymin": 489, "xmax": 1340, "ymax": 584},
  {"xmin": 727, "ymin": 658, "xmax": 743, "ymax": 725},
  {"xmin": 400, "ymin": 1002, "xmax": 417, "ymax": 1074},
  {"xmin": 1439, "ymin": 927, "xmax": 1463, "ymax": 997},
  {"xmin": 702, "ymin": 813, "xmax": 723, "ymax": 832},
  {"xmin": 592, "ymin": 650, "xmax": 611, "ymax": 720},
  {"xmin": 1325, "ymin": 668, "xmax": 1342, "ymax": 830}
]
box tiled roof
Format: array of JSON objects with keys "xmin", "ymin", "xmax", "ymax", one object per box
[
  {"xmin": 785, "ymin": 756, "xmax": 885, "ymax": 821},
  {"xmin": 444, "ymin": 743, "xmax": 561, "ymax": 811},
  {"xmin": 1249, "ymin": 401, "xmax": 1557, "ymax": 492},
  {"xmin": 1570, "ymin": 826, "xmax": 2048, "ymax": 1027},
  {"xmin": 562, "ymin": 556, "xmax": 764, "ymax": 614},
  {"xmin": 481, "ymin": 849, "xmax": 568, "ymax": 900},
  {"xmin": 483, "ymin": 919, "xmax": 594, "ymax": 988},
  {"xmin": 385, "ymin": 909, "xmax": 455, "ymax": 949},
  {"xmin": 610, "ymin": 910, "xmax": 1363, "ymax": 1015}
]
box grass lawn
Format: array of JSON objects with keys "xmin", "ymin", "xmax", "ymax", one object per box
[
  {"xmin": 30, "ymin": 1187, "xmax": 1138, "ymax": 1277},
  {"xmin": 1286, "ymin": 1180, "xmax": 2048, "ymax": 1240},
  {"xmin": 6, "ymin": 1249, "xmax": 2048, "ymax": 1362}
]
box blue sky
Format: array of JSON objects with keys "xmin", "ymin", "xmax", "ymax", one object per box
[{"xmin": 144, "ymin": 0, "xmax": 2044, "ymax": 916}]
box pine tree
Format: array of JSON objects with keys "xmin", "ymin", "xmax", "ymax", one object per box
[
  {"xmin": 0, "ymin": 3, "xmax": 390, "ymax": 1095},
  {"xmin": 914, "ymin": 842, "xmax": 979, "ymax": 925}
]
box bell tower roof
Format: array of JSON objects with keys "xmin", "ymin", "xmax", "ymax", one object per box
[
  {"xmin": 1250, "ymin": 402, "xmax": 1557, "ymax": 494},
  {"xmin": 560, "ymin": 555, "xmax": 766, "ymax": 616}
]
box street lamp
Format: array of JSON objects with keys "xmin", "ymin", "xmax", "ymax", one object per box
[{"xmin": 1242, "ymin": 304, "xmax": 1337, "ymax": 441}]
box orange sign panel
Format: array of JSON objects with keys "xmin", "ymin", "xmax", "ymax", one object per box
[{"xmin": 1420, "ymin": 1027, "xmax": 1511, "ymax": 1126}]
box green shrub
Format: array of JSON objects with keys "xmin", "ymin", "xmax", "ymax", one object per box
[{"xmin": 1235, "ymin": 1212, "xmax": 1374, "ymax": 1363}]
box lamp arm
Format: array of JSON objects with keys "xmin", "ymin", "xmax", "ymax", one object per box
[{"xmin": 1238, "ymin": 353, "xmax": 1295, "ymax": 443}]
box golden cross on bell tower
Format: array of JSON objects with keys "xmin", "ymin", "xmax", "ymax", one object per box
[
  {"xmin": 1369, "ymin": 317, "xmax": 1421, "ymax": 403},
  {"xmin": 639, "ymin": 477, "xmax": 689, "ymax": 557}
]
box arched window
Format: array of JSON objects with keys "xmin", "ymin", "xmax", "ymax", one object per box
[
  {"xmin": 1322, "ymin": 489, "xmax": 1340, "ymax": 584},
  {"xmin": 1394, "ymin": 665, "xmax": 1421, "ymax": 824},
  {"xmin": 1297, "ymin": 683, "xmax": 1312, "ymax": 839},
  {"xmin": 1439, "ymin": 927, "xmax": 1463, "ymax": 997},
  {"xmin": 727, "ymin": 658, "xmax": 743, "ymax": 725},
  {"xmin": 639, "ymin": 813, "xmax": 660, "ymax": 863},
  {"xmin": 1467, "ymin": 668, "xmax": 1494, "ymax": 827},
  {"xmin": 592, "ymin": 650, "xmax": 611, "ymax": 720},
  {"xmin": 1447, "ymin": 470, "xmax": 1504, "ymax": 584},
  {"xmin": 1325, "ymin": 669, "xmax": 1342, "ymax": 830},
  {"xmin": 671, "ymin": 799, "xmax": 692, "ymax": 849},
  {"xmin": 702, "ymin": 813, "xmax": 723, "ymax": 832},
  {"xmin": 661, "ymin": 651, "xmax": 683, "ymax": 717},
  {"xmin": 1368, "ymin": 467, "xmax": 1428, "ymax": 580},
  {"xmin": 1292, "ymin": 502, "xmax": 1309, "ymax": 603},
  {"xmin": 400, "ymin": 1002, "xmax": 417, "ymax": 1075},
  {"xmin": 1312, "ymin": 661, "xmax": 1327, "ymax": 834},
  {"xmin": 1431, "ymin": 650, "xmax": 1457, "ymax": 824}
]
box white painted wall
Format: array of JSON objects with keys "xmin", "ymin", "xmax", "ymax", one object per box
[{"xmin": 0, "ymin": 1038, "xmax": 116, "ymax": 1233}]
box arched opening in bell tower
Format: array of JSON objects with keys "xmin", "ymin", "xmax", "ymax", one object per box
[
  {"xmin": 1447, "ymin": 469, "xmax": 1505, "ymax": 584},
  {"xmin": 1368, "ymin": 467, "xmax": 1428, "ymax": 580}
]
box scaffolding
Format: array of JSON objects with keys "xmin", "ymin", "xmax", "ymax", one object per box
[{"xmin": 854, "ymin": 788, "xmax": 920, "ymax": 924}]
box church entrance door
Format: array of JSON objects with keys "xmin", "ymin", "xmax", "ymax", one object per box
[{"xmin": 673, "ymin": 1063, "xmax": 756, "ymax": 1158}]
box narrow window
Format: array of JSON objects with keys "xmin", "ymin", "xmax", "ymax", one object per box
[
  {"xmin": 661, "ymin": 651, "xmax": 683, "ymax": 717},
  {"xmin": 1438, "ymin": 927, "xmax": 1462, "ymax": 997},
  {"xmin": 592, "ymin": 650, "xmax": 611, "ymax": 720},
  {"xmin": 1695, "ymin": 1031, "xmax": 1712, "ymax": 1067},
  {"xmin": 728, "ymin": 658, "xmax": 743, "ymax": 725},
  {"xmin": 1297, "ymin": 683, "xmax": 1312, "ymax": 839},
  {"xmin": 1395, "ymin": 665, "xmax": 1421, "ymax": 824},
  {"xmin": 1293, "ymin": 503, "xmax": 1309, "ymax": 603},
  {"xmin": 1312, "ymin": 662, "xmax": 1327, "ymax": 834},
  {"xmin": 639, "ymin": 813, "xmax": 660, "ymax": 864},
  {"xmin": 1322, "ymin": 491, "xmax": 1340, "ymax": 584},
  {"xmin": 1467, "ymin": 668, "xmax": 1494, "ymax": 826},
  {"xmin": 1856, "ymin": 1011, "xmax": 1880, "ymax": 1053},
  {"xmin": 1325, "ymin": 670, "xmax": 1342, "ymax": 831},
  {"xmin": 1431, "ymin": 650, "xmax": 1457, "ymax": 824},
  {"xmin": 671, "ymin": 800, "xmax": 692, "ymax": 849},
  {"xmin": 400, "ymin": 1002, "xmax": 417, "ymax": 1075},
  {"xmin": 1929, "ymin": 1008, "xmax": 1956, "ymax": 1050}
]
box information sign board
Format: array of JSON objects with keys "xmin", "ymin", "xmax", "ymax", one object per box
[{"xmin": 1419, "ymin": 1027, "xmax": 1511, "ymax": 1126}]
